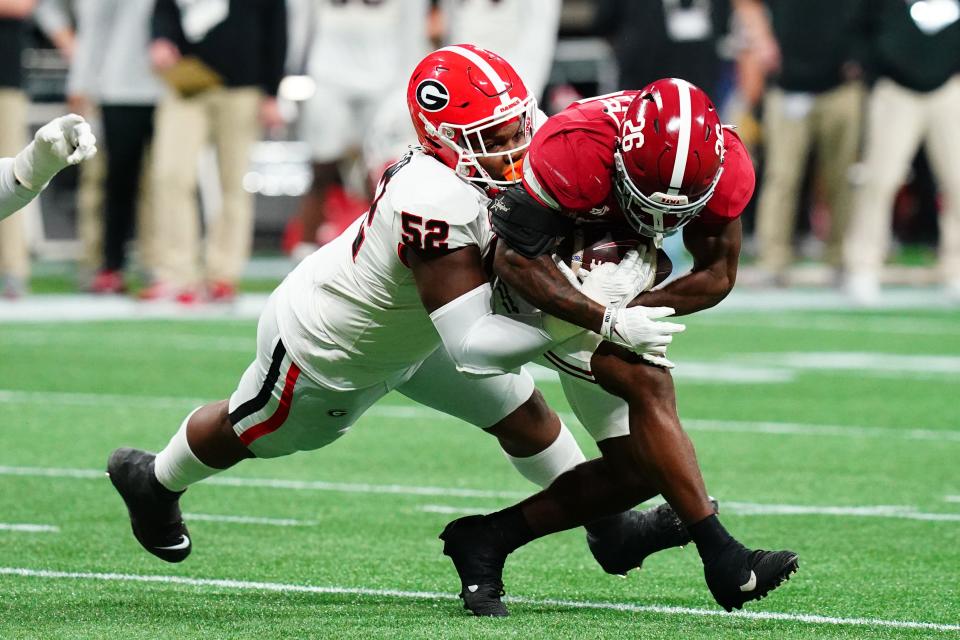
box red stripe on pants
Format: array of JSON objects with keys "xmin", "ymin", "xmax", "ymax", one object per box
[{"xmin": 239, "ymin": 361, "xmax": 302, "ymax": 445}]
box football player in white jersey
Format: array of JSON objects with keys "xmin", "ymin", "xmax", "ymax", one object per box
[
  {"xmin": 0, "ymin": 114, "xmax": 97, "ymax": 220},
  {"xmin": 107, "ymin": 46, "xmax": 690, "ymax": 584},
  {"xmin": 292, "ymin": 0, "xmax": 430, "ymax": 255}
]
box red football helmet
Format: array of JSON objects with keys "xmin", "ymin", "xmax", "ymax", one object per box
[
  {"xmin": 613, "ymin": 78, "xmax": 725, "ymax": 238},
  {"xmin": 407, "ymin": 44, "xmax": 535, "ymax": 189}
]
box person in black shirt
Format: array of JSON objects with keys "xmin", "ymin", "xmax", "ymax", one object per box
[
  {"xmin": 843, "ymin": 0, "xmax": 960, "ymax": 305},
  {"xmin": 143, "ymin": 0, "xmax": 287, "ymax": 304},
  {"xmin": 0, "ymin": 0, "xmax": 35, "ymax": 298},
  {"xmin": 737, "ymin": 0, "xmax": 868, "ymax": 287}
]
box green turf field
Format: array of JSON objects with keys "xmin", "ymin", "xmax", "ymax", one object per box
[{"xmin": 1, "ymin": 305, "xmax": 958, "ymax": 639}]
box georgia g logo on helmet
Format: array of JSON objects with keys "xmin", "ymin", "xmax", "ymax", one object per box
[{"xmin": 415, "ymin": 79, "xmax": 450, "ymax": 112}]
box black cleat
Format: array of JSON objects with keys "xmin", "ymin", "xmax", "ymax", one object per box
[
  {"xmin": 439, "ymin": 515, "xmax": 509, "ymax": 617},
  {"xmin": 587, "ymin": 499, "xmax": 719, "ymax": 576},
  {"xmin": 703, "ymin": 542, "xmax": 799, "ymax": 611},
  {"xmin": 106, "ymin": 447, "xmax": 191, "ymax": 563}
]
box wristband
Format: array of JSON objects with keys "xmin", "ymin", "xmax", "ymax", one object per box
[{"xmin": 600, "ymin": 306, "xmax": 616, "ymax": 340}]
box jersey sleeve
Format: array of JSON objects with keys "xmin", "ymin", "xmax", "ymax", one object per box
[
  {"xmin": 388, "ymin": 157, "xmax": 487, "ymax": 251},
  {"xmin": 701, "ymin": 128, "xmax": 755, "ymax": 223},
  {"xmin": 522, "ymin": 118, "xmax": 615, "ymax": 214}
]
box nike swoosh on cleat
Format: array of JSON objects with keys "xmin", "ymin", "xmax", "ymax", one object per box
[
  {"xmin": 739, "ymin": 570, "xmax": 757, "ymax": 592},
  {"xmin": 155, "ymin": 535, "xmax": 190, "ymax": 551},
  {"xmin": 467, "ymin": 585, "xmax": 479, "ymax": 593}
]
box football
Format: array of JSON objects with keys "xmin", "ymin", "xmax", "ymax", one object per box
[{"xmin": 557, "ymin": 225, "xmax": 673, "ymax": 287}]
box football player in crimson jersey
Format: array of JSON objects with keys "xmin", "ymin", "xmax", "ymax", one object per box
[
  {"xmin": 438, "ymin": 79, "xmax": 799, "ymax": 614},
  {"xmin": 105, "ymin": 46, "xmax": 690, "ymax": 597}
]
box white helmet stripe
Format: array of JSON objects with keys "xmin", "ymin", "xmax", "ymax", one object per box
[
  {"xmin": 668, "ymin": 79, "xmax": 693, "ymax": 196},
  {"xmin": 439, "ymin": 45, "xmax": 512, "ymax": 106}
]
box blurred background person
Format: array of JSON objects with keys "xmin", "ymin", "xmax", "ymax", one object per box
[
  {"xmin": 594, "ymin": 0, "xmax": 730, "ymax": 98},
  {"xmin": 68, "ymin": 0, "xmax": 163, "ymax": 295},
  {"xmin": 144, "ymin": 0, "xmax": 287, "ymax": 304},
  {"xmin": 736, "ymin": 0, "xmax": 867, "ymax": 287},
  {"xmin": 434, "ymin": 0, "xmax": 561, "ymax": 102},
  {"xmin": 35, "ymin": 0, "xmax": 108, "ymax": 285},
  {"xmin": 291, "ymin": 0, "xmax": 429, "ymax": 259},
  {"xmin": 843, "ymin": 0, "xmax": 960, "ymax": 305},
  {"xmin": 0, "ymin": 0, "xmax": 36, "ymax": 298}
]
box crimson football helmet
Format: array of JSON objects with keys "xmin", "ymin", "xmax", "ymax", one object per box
[
  {"xmin": 613, "ymin": 78, "xmax": 725, "ymax": 238},
  {"xmin": 407, "ymin": 44, "xmax": 535, "ymax": 189}
]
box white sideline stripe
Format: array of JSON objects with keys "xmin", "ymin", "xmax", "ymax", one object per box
[
  {"xmin": 0, "ymin": 465, "xmax": 528, "ymax": 499},
  {"xmin": 1, "ymin": 330, "xmax": 252, "ymax": 352},
  {"xmin": 2, "ymin": 567, "xmax": 958, "ymax": 632},
  {"xmin": 705, "ymin": 315, "xmax": 960, "ymax": 336},
  {"xmin": 724, "ymin": 502, "xmax": 960, "ymax": 522},
  {"xmin": 0, "ymin": 523, "xmax": 59, "ymax": 533},
  {"xmin": 4, "ymin": 465, "xmax": 960, "ymax": 524},
  {"xmin": 420, "ymin": 503, "xmax": 960, "ymax": 523},
  {"xmin": 182, "ymin": 513, "xmax": 317, "ymax": 527},
  {"xmin": 2, "ymin": 388, "xmax": 959, "ymax": 443},
  {"xmin": 419, "ymin": 504, "xmax": 491, "ymax": 515}
]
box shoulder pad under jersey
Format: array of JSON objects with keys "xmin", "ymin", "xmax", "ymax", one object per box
[{"xmin": 387, "ymin": 152, "xmax": 485, "ymax": 227}]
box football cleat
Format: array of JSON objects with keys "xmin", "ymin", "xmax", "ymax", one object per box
[
  {"xmin": 703, "ymin": 542, "xmax": 799, "ymax": 611},
  {"xmin": 106, "ymin": 447, "xmax": 191, "ymax": 563},
  {"xmin": 439, "ymin": 515, "xmax": 509, "ymax": 617},
  {"xmin": 586, "ymin": 499, "xmax": 719, "ymax": 577}
]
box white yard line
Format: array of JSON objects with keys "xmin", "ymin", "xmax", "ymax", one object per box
[
  {"xmin": 704, "ymin": 315, "xmax": 960, "ymax": 336},
  {"xmin": 946, "ymin": 496, "xmax": 960, "ymax": 503},
  {"xmin": 4, "ymin": 465, "xmax": 959, "ymax": 523},
  {"xmin": 1, "ymin": 567, "xmax": 957, "ymax": 632},
  {"xmin": 0, "ymin": 523, "xmax": 59, "ymax": 533},
  {"xmin": 182, "ymin": 513, "xmax": 317, "ymax": 527},
  {"xmin": 0, "ymin": 465, "xmax": 528, "ymax": 499},
  {"xmin": 418, "ymin": 502, "xmax": 960, "ymax": 523},
  {"xmin": 2, "ymin": 388, "xmax": 959, "ymax": 443}
]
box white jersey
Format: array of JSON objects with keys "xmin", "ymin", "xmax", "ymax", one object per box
[
  {"xmin": 275, "ymin": 149, "xmax": 495, "ymax": 390},
  {"xmin": 440, "ymin": 0, "xmax": 561, "ymax": 97},
  {"xmin": 306, "ymin": 0, "xmax": 429, "ymax": 95}
]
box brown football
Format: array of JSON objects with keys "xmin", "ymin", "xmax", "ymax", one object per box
[{"xmin": 557, "ymin": 226, "xmax": 672, "ymax": 286}]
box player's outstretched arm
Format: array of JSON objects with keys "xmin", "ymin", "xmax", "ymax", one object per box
[
  {"xmin": 630, "ymin": 217, "xmax": 742, "ymax": 316},
  {"xmin": 0, "ymin": 114, "xmax": 97, "ymax": 221},
  {"xmin": 410, "ymin": 244, "xmax": 581, "ymax": 378}
]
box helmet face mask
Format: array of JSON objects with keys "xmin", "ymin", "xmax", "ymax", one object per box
[
  {"xmin": 408, "ymin": 45, "xmax": 535, "ymax": 190},
  {"xmin": 614, "ymin": 148, "xmax": 723, "ymax": 238},
  {"xmin": 426, "ymin": 94, "xmax": 536, "ymax": 188},
  {"xmin": 613, "ymin": 78, "xmax": 725, "ymax": 239}
]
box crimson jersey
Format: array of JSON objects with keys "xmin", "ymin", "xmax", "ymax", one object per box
[{"xmin": 521, "ymin": 91, "xmax": 755, "ymax": 225}]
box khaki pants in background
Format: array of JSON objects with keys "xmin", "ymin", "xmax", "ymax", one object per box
[
  {"xmin": 151, "ymin": 86, "xmax": 262, "ymax": 290},
  {"xmin": 844, "ymin": 76, "xmax": 960, "ymax": 283},
  {"xmin": 0, "ymin": 88, "xmax": 30, "ymax": 281},
  {"xmin": 755, "ymin": 82, "xmax": 864, "ymax": 275}
]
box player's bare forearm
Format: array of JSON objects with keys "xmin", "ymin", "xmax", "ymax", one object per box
[
  {"xmin": 631, "ymin": 218, "xmax": 742, "ymax": 316},
  {"xmin": 494, "ymin": 242, "xmax": 606, "ymax": 333}
]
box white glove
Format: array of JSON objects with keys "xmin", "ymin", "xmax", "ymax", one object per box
[
  {"xmin": 580, "ymin": 245, "xmax": 657, "ymax": 306},
  {"xmin": 13, "ymin": 114, "xmax": 97, "ymax": 191},
  {"xmin": 600, "ymin": 304, "xmax": 685, "ymax": 368}
]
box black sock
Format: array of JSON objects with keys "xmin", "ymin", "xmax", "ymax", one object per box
[
  {"xmin": 483, "ymin": 505, "xmax": 537, "ymax": 555},
  {"xmin": 687, "ymin": 514, "xmax": 735, "ymax": 563}
]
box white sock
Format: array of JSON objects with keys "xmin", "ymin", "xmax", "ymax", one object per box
[
  {"xmin": 154, "ymin": 408, "xmax": 221, "ymax": 492},
  {"xmin": 503, "ymin": 421, "xmax": 587, "ymax": 488}
]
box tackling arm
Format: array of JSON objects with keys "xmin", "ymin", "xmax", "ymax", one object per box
[
  {"xmin": 0, "ymin": 114, "xmax": 97, "ymax": 220},
  {"xmin": 630, "ymin": 217, "xmax": 742, "ymax": 316},
  {"xmin": 410, "ymin": 245, "xmax": 581, "ymax": 378}
]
